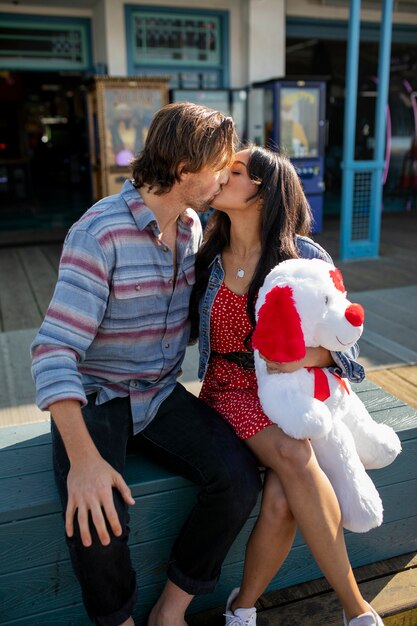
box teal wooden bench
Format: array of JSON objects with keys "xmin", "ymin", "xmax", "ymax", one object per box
[{"xmin": 1, "ymin": 379, "xmax": 417, "ymax": 626}]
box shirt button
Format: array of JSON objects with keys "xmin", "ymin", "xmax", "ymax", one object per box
[
  {"xmin": 165, "ymin": 343, "xmax": 170, "ymax": 349},
  {"xmin": 135, "ymin": 284, "xmax": 141, "ymax": 291},
  {"xmin": 163, "ymin": 246, "xmax": 169, "ymax": 252},
  {"xmin": 168, "ymin": 278, "xmax": 173, "ymax": 284}
]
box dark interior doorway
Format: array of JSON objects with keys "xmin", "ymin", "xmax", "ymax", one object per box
[{"xmin": 0, "ymin": 71, "xmax": 91, "ymax": 238}]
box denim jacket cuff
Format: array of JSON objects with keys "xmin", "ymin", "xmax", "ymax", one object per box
[{"xmin": 329, "ymin": 349, "xmax": 365, "ymax": 383}]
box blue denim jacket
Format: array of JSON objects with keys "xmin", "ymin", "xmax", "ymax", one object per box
[{"xmin": 197, "ymin": 235, "xmax": 365, "ymax": 382}]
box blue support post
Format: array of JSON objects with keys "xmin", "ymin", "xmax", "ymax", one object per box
[
  {"xmin": 340, "ymin": 0, "xmax": 393, "ymax": 261},
  {"xmin": 340, "ymin": 0, "xmax": 361, "ymax": 260},
  {"xmin": 370, "ymin": 0, "xmax": 394, "ymax": 256}
]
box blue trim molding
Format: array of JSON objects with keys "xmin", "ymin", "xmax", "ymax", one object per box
[
  {"xmin": 0, "ymin": 13, "xmax": 93, "ymax": 71},
  {"xmin": 287, "ymin": 16, "xmax": 416, "ymax": 44}
]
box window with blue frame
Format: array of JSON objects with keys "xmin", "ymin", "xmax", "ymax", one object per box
[
  {"xmin": 125, "ymin": 5, "xmax": 229, "ymax": 89},
  {"xmin": 0, "ymin": 13, "xmax": 92, "ymax": 71}
]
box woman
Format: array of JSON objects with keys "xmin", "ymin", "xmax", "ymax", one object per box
[{"xmin": 191, "ymin": 146, "xmax": 384, "ymax": 626}]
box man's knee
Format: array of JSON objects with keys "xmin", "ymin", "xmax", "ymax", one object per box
[
  {"xmin": 66, "ymin": 488, "xmax": 132, "ymax": 572},
  {"xmin": 66, "ymin": 520, "xmax": 136, "ymax": 621}
]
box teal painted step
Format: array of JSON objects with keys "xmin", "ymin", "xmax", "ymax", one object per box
[
  {"xmin": 1, "ymin": 515, "xmax": 417, "ymax": 626},
  {"xmin": 2, "ymin": 476, "xmax": 417, "ymax": 619},
  {"xmin": 1, "ymin": 438, "xmax": 417, "ymax": 579},
  {"xmin": 1, "ymin": 468, "xmax": 416, "ymax": 622},
  {"xmin": 1, "ymin": 380, "xmax": 417, "ymax": 625}
]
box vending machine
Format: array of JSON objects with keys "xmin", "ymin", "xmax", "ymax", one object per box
[{"xmin": 252, "ymin": 79, "xmax": 326, "ymax": 232}]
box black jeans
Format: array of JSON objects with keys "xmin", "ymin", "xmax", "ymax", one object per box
[{"xmin": 52, "ymin": 383, "xmax": 261, "ymax": 626}]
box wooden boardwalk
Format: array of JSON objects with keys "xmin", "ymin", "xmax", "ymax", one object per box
[
  {"xmin": 0, "ymin": 211, "xmax": 416, "ymax": 427},
  {"xmin": 0, "ymin": 212, "xmax": 416, "ymax": 332},
  {"xmin": 316, "ymin": 211, "xmax": 417, "ymax": 293},
  {"xmin": 188, "ymin": 553, "xmax": 417, "ymax": 626},
  {"xmin": 0, "ymin": 213, "xmax": 416, "ymax": 622},
  {"xmin": 0, "ymin": 243, "xmax": 62, "ymax": 332}
]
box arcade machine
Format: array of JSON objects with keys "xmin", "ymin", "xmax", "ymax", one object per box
[{"xmin": 252, "ymin": 79, "xmax": 326, "ymax": 232}]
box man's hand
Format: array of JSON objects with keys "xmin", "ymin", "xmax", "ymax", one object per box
[
  {"xmin": 66, "ymin": 454, "xmax": 135, "ymax": 547},
  {"xmin": 260, "ymin": 346, "xmax": 335, "ymax": 374},
  {"xmin": 49, "ymin": 399, "xmax": 135, "ymax": 548}
]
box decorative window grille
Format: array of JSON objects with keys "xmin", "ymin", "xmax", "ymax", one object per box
[
  {"xmin": 351, "ymin": 171, "xmax": 372, "ymax": 240},
  {"xmin": 126, "ymin": 7, "xmax": 228, "ymax": 89}
]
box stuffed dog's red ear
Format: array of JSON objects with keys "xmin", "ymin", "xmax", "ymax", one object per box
[
  {"xmin": 252, "ymin": 285, "xmax": 306, "ymax": 362},
  {"xmin": 330, "ymin": 268, "xmax": 346, "ymax": 294}
]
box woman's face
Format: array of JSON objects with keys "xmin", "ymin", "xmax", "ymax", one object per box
[{"xmin": 210, "ymin": 149, "xmax": 261, "ymax": 214}]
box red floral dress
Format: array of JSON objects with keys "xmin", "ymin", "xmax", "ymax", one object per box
[{"xmin": 199, "ymin": 283, "xmax": 274, "ymax": 440}]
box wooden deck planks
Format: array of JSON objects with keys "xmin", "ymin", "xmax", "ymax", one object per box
[
  {"xmin": 357, "ymin": 286, "xmax": 417, "ymax": 313},
  {"xmin": 17, "ymin": 246, "xmax": 58, "ymax": 316},
  {"xmin": 315, "ymin": 212, "xmax": 417, "ymax": 293},
  {"xmin": 0, "ymin": 246, "xmax": 60, "ymax": 331},
  {"xmin": 253, "ymin": 568, "xmax": 417, "ymax": 625},
  {"xmin": 367, "ymin": 366, "xmax": 417, "ymax": 410},
  {"xmin": 0, "ymin": 213, "xmax": 416, "ymax": 426},
  {"xmin": 0, "ymin": 248, "xmax": 43, "ymax": 331},
  {"xmin": 359, "ymin": 309, "xmax": 417, "ymax": 354},
  {"xmin": 41, "ymin": 242, "xmax": 63, "ymax": 270},
  {"xmin": 188, "ymin": 554, "xmax": 417, "ymax": 626},
  {"xmin": 0, "ymin": 404, "xmax": 48, "ymax": 428}
]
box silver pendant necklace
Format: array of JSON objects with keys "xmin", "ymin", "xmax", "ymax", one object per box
[{"xmin": 236, "ymin": 268, "xmax": 245, "ymax": 279}]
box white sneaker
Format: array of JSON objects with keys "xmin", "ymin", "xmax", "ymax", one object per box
[
  {"xmin": 224, "ymin": 587, "xmax": 257, "ymax": 626},
  {"xmin": 343, "ymin": 604, "xmax": 385, "ymax": 626}
]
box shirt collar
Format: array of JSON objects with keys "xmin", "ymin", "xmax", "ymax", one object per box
[
  {"xmin": 120, "ymin": 179, "xmax": 196, "ymax": 233},
  {"xmin": 121, "ymin": 179, "xmax": 158, "ymax": 232}
]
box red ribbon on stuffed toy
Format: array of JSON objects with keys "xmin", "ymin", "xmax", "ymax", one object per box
[{"xmin": 306, "ymin": 367, "xmax": 350, "ymax": 402}]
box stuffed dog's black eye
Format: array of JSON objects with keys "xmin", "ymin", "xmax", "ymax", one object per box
[{"xmin": 325, "ymin": 295, "xmax": 329, "ymax": 304}]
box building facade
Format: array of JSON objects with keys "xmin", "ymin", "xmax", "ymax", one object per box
[{"xmin": 1, "ymin": 0, "xmax": 416, "ymax": 240}]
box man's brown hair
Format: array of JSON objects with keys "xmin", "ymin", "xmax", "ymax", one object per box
[{"xmin": 131, "ymin": 101, "xmax": 236, "ymax": 194}]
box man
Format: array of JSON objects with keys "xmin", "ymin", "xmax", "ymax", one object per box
[{"xmin": 31, "ymin": 102, "xmax": 261, "ymax": 626}]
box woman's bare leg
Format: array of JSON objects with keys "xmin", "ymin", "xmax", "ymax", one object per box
[
  {"xmin": 245, "ymin": 426, "xmax": 369, "ymax": 622},
  {"xmin": 231, "ymin": 469, "xmax": 296, "ymax": 611}
]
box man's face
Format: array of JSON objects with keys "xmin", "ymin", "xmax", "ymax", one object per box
[{"xmin": 179, "ymin": 166, "xmax": 229, "ymax": 212}]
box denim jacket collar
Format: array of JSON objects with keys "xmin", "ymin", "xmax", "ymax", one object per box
[{"xmin": 197, "ymin": 236, "xmax": 365, "ymax": 384}]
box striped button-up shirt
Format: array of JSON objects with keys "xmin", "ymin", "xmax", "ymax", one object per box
[{"xmin": 31, "ymin": 180, "xmax": 202, "ymax": 434}]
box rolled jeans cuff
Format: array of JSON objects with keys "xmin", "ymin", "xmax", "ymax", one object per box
[
  {"xmin": 167, "ymin": 559, "xmax": 219, "ymax": 596},
  {"xmin": 88, "ymin": 580, "xmax": 137, "ymax": 626}
]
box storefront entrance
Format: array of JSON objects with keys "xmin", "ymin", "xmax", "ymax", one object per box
[
  {"xmin": 0, "ymin": 70, "xmax": 91, "ymax": 240},
  {"xmin": 286, "ymin": 18, "xmax": 417, "ymax": 216}
]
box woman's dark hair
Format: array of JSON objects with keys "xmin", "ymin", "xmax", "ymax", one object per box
[
  {"xmin": 190, "ymin": 145, "xmax": 313, "ymax": 339},
  {"xmin": 131, "ymin": 102, "xmax": 236, "ymax": 194}
]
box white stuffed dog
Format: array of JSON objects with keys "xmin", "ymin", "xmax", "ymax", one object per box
[{"xmin": 252, "ymin": 258, "xmax": 401, "ymax": 533}]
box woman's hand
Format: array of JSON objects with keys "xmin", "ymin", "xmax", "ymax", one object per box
[{"xmin": 260, "ymin": 347, "xmax": 335, "ymax": 374}]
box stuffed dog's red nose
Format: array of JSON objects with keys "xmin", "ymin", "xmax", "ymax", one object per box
[{"xmin": 345, "ymin": 303, "xmax": 365, "ymax": 327}]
